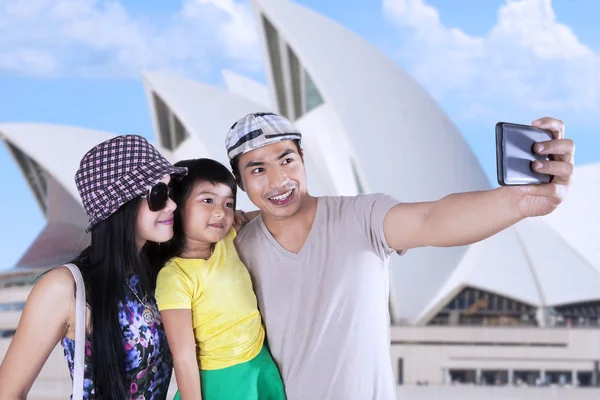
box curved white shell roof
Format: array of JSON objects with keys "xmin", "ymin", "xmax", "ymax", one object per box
[
  {"xmin": 253, "ymin": 0, "xmax": 491, "ymax": 322},
  {"xmin": 252, "ymin": 0, "xmax": 600, "ymax": 322},
  {"xmin": 542, "ymin": 162, "xmax": 600, "ymax": 271},
  {"xmin": 142, "ymin": 71, "xmax": 332, "ymax": 210},
  {"xmin": 0, "ymin": 124, "xmax": 115, "ymax": 266},
  {"xmin": 2, "ymin": 1, "xmax": 598, "ymax": 326},
  {"xmin": 222, "ymin": 70, "xmax": 272, "ymax": 109},
  {"xmin": 420, "ymin": 164, "xmax": 600, "ymax": 322},
  {"xmin": 0, "ymin": 123, "xmax": 113, "ymax": 202}
]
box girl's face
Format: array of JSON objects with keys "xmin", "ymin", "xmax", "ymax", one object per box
[
  {"xmin": 182, "ymin": 181, "xmax": 235, "ymax": 245},
  {"xmin": 135, "ymin": 175, "xmax": 177, "ymax": 250}
]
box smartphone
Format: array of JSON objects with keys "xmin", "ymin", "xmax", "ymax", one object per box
[{"xmin": 496, "ymin": 122, "xmax": 553, "ymax": 186}]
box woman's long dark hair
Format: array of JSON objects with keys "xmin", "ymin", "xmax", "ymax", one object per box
[
  {"xmin": 70, "ymin": 198, "xmax": 159, "ymax": 399},
  {"xmin": 157, "ymin": 158, "xmax": 238, "ymax": 266}
]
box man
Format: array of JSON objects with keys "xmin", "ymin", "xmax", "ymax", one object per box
[{"xmin": 227, "ymin": 112, "xmax": 574, "ymax": 400}]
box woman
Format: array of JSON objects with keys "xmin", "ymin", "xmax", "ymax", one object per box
[{"xmin": 0, "ymin": 134, "xmax": 187, "ymax": 399}]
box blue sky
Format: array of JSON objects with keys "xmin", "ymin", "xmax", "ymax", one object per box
[{"xmin": 1, "ymin": 0, "xmax": 598, "ymax": 268}]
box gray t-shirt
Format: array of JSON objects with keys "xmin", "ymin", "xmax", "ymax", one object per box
[{"xmin": 235, "ymin": 194, "xmax": 400, "ymax": 400}]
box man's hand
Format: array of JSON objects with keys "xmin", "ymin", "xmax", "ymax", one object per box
[
  {"xmin": 508, "ymin": 117, "xmax": 575, "ymax": 218},
  {"xmin": 234, "ymin": 210, "xmax": 250, "ymax": 227},
  {"xmin": 233, "ymin": 210, "xmax": 261, "ymax": 232},
  {"xmin": 383, "ymin": 117, "xmax": 575, "ymax": 252}
]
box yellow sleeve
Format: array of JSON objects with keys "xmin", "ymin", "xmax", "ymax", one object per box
[{"xmin": 155, "ymin": 263, "xmax": 194, "ymax": 311}]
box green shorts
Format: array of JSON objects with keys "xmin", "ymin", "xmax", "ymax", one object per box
[{"xmin": 174, "ymin": 344, "xmax": 286, "ymax": 400}]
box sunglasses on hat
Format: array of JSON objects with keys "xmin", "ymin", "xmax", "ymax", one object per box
[{"xmin": 140, "ymin": 182, "xmax": 172, "ymax": 212}]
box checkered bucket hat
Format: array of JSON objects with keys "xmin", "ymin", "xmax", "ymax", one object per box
[
  {"xmin": 75, "ymin": 134, "xmax": 187, "ymax": 232},
  {"xmin": 225, "ymin": 112, "xmax": 302, "ymax": 160}
]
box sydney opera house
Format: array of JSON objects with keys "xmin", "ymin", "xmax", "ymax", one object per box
[{"xmin": 1, "ymin": 0, "xmax": 599, "ymax": 398}]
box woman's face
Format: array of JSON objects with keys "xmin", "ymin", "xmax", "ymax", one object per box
[{"xmin": 135, "ymin": 175, "xmax": 177, "ymax": 250}]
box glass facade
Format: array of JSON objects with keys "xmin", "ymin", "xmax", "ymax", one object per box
[
  {"xmin": 6, "ymin": 142, "xmax": 48, "ymax": 216},
  {"xmin": 304, "ymin": 70, "xmax": 324, "ymax": 112},
  {"xmin": 152, "ymin": 92, "xmax": 188, "ymax": 151},
  {"xmin": 287, "ymin": 45, "xmax": 303, "ymax": 119},
  {"xmin": 261, "ymin": 15, "xmax": 324, "ymax": 119},
  {"xmin": 153, "ymin": 92, "xmax": 173, "ymax": 150},
  {"xmin": 263, "ymin": 16, "xmax": 288, "ymax": 118},
  {"xmin": 350, "ymin": 158, "xmax": 365, "ymax": 194},
  {"xmin": 550, "ymin": 301, "xmax": 600, "ymax": 327},
  {"xmin": 173, "ymin": 114, "xmax": 188, "ymax": 147},
  {"xmin": 428, "ymin": 286, "xmax": 537, "ymax": 326}
]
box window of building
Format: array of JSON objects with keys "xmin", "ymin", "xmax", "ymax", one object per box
[
  {"xmin": 0, "ymin": 329, "xmax": 16, "ymax": 338},
  {"xmin": 0, "ymin": 302, "xmax": 25, "ymax": 312},
  {"xmin": 304, "ymin": 70, "xmax": 324, "ymax": 112},
  {"xmin": 513, "ymin": 370, "xmax": 540, "ymax": 386},
  {"xmin": 428, "ymin": 286, "xmax": 537, "ymax": 326},
  {"xmin": 153, "ymin": 92, "xmax": 173, "ymax": 150},
  {"xmin": 551, "ymin": 300, "xmax": 600, "ymax": 327},
  {"xmin": 577, "ymin": 371, "xmax": 593, "ymax": 387},
  {"xmin": 5, "ymin": 142, "xmax": 48, "ymax": 215},
  {"xmin": 546, "ymin": 370, "xmax": 573, "ymax": 385},
  {"xmin": 480, "ymin": 370, "xmax": 508, "ymax": 386},
  {"xmin": 172, "ymin": 114, "xmax": 188, "ymax": 147},
  {"xmin": 397, "ymin": 358, "xmax": 404, "ymax": 385},
  {"xmin": 449, "ymin": 369, "xmax": 476, "ymax": 384},
  {"xmin": 287, "ymin": 45, "xmax": 303, "ymax": 119},
  {"xmin": 262, "ymin": 16, "xmax": 288, "ymax": 118},
  {"xmin": 350, "ymin": 158, "xmax": 366, "ymax": 194},
  {"xmin": 152, "ymin": 92, "xmax": 188, "ymax": 151}
]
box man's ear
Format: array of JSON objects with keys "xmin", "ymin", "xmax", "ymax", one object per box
[
  {"xmin": 299, "ymin": 148, "xmax": 305, "ymax": 162},
  {"xmin": 237, "ymin": 176, "xmax": 246, "ymax": 192}
]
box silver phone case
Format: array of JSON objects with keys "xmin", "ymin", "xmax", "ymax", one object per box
[{"xmin": 496, "ymin": 122, "xmax": 552, "ymax": 186}]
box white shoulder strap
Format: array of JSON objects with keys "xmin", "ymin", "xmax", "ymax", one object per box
[{"xmin": 63, "ymin": 263, "xmax": 86, "ymax": 400}]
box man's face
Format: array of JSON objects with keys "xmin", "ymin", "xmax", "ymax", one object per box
[{"xmin": 237, "ymin": 140, "xmax": 307, "ymax": 220}]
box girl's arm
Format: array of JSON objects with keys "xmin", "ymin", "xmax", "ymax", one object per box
[
  {"xmin": 161, "ymin": 309, "xmax": 202, "ymax": 400},
  {"xmin": 0, "ymin": 267, "xmax": 74, "ymax": 399}
]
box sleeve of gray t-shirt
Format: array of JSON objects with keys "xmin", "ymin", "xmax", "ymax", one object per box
[{"xmin": 351, "ymin": 193, "xmax": 400, "ymax": 260}]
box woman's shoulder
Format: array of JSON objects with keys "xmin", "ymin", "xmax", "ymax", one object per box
[
  {"xmin": 35, "ymin": 266, "xmax": 77, "ymax": 297},
  {"xmin": 22, "ymin": 266, "xmax": 76, "ymax": 324}
]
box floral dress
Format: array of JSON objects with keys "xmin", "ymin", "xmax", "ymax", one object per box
[{"xmin": 61, "ymin": 274, "xmax": 173, "ymax": 399}]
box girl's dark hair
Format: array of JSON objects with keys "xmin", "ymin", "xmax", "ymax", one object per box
[
  {"xmin": 70, "ymin": 199, "xmax": 158, "ymax": 399},
  {"xmin": 158, "ymin": 158, "xmax": 237, "ymax": 265}
]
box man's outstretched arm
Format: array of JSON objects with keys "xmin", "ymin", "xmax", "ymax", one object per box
[{"xmin": 384, "ymin": 117, "xmax": 574, "ymax": 251}]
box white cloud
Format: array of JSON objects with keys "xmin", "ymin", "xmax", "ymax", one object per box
[
  {"xmin": 383, "ymin": 0, "xmax": 600, "ymax": 117},
  {"xmin": 0, "ymin": 0, "xmax": 261, "ymax": 79},
  {"xmin": 0, "ymin": 48, "xmax": 59, "ymax": 75},
  {"xmin": 490, "ymin": 0, "xmax": 591, "ymax": 60},
  {"xmin": 193, "ymin": 0, "xmax": 259, "ymax": 61}
]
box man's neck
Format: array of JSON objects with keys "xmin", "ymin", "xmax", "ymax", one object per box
[{"xmin": 262, "ymin": 195, "xmax": 319, "ymax": 253}]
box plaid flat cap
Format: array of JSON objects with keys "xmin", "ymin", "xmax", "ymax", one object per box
[
  {"xmin": 225, "ymin": 112, "xmax": 302, "ymax": 160},
  {"xmin": 75, "ymin": 134, "xmax": 187, "ymax": 232}
]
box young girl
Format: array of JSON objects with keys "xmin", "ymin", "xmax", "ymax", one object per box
[
  {"xmin": 155, "ymin": 158, "xmax": 286, "ymax": 400},
  {"xmin": 0, "ymin": 135, "xmax": 187, "ymax": 399}
]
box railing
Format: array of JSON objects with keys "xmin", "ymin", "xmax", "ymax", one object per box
[
  {"xmin": 425, "ymin": 317, "xmax": 600, "ymax": 329},
  {"xmin": 396, "ymin": 385, "xmax": 600, "ymax": 400},
  {"xmin": 0, "ymin": 286, "xmax": 31, "ymax": 334},
  {"xmin": 0, "ymin": 337, "xmax": 180, "ymax": 398}
]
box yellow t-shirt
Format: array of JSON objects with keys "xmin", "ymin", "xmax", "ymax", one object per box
[{"xmin": 155, "ymin": 228, "xmax": 265, "ymax": 370}]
